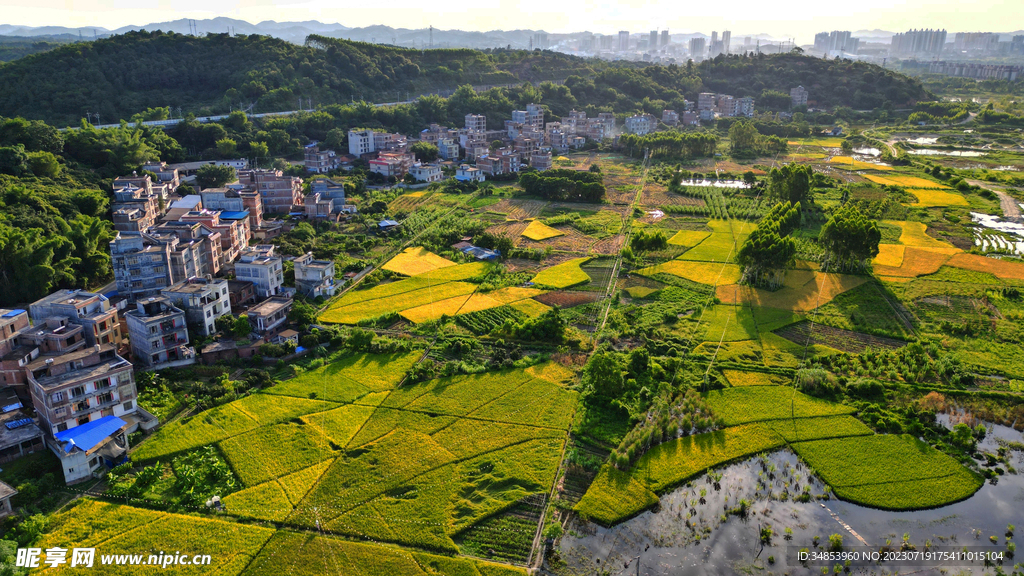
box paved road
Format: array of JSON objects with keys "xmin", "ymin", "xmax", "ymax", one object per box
[{"xmin": 968, "ymin": 179, "xmax": 1020, "ymax": 220}]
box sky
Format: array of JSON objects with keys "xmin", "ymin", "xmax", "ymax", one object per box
[{"xmin": 3, "ymin": 0, "xmax": 1023, "ymax": 43}]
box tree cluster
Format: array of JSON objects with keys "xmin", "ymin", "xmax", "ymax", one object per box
[
  {"xmin": 818, "ymin": 203, "xmax": 881, "ymax": 273},
  {"xmin": 737, "ymin": 201, "xmax": 800, "ymax": 289},
  {"xmin": 519, "ymin": 168, "xmax": 605, "ymax": 202}
]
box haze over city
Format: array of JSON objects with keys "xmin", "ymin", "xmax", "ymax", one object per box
[{"xmin": 1, "ymin": 0, "xmax": 1023, "ymax": 42}]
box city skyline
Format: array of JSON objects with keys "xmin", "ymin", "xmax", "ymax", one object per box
[{"xmin": 1, "ymin": 0, "xmax": 1022, "ymax": 45}]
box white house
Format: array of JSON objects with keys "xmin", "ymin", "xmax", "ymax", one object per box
[{"xmin": 455, "ymin": 164, "xmax": 485, "ymax": 182}]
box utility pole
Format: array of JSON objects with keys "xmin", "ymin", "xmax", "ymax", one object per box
[{"xmin": 429, "ymin": 25, "xmax": 433, "ymax": 49}]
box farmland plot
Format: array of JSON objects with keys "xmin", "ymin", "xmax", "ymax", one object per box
[
  {"xmin": 703, "ymin": 386, "xmax": 856, "ymax": 425},
  {"xmin": 383, "ymin": 247, "xmax": 457, "ymax": 276},
  {"xmin": 773, "ymin": 321, "xmax": 907, "ymax": 353},
  {"xmin": 532, "ymin": 257, "xmax": 592, "ymax": 289}
]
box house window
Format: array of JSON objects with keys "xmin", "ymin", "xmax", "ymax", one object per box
[
  {"xmin": 77, "ymin": 416, "xmax": 90, "ymax": 426},
  {"xmin": 123, "ymin": 401, "xmax": 133, "ymax": 410},
  {"xmin": 56, "ymin": 423, "xmax": 68, "ymax": 432},
  {"xmin": 55, "ymin": 406, "xmax": 66, "ymax": 416},
  {"xmin": 52, "ymin": 391, "xmax": 64, "ymax": 402},
  {"xmin": 71, "ymin": 386, "xmax": 86, "ymax": 398}
]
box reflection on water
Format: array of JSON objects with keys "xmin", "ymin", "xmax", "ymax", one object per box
[
  {"xmin": 555, "ymin": 447, "xmax": 1023, "ymax": 576},
  {"xmin": 676, "ymin": 180, "xmax": 751, "ymax": 189},
  {"xmin": 907, "ymin": 149, "xmax": 986, "ymax": 157},
  {"xmin": 853, "ymin": 147, "xmax": 880, "ymax": 156}
]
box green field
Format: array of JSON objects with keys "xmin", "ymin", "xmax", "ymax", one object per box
[
  {"xmin": 793, "ymin": 435, "xmax": 983, "ymax": 509},
  {"xmin": 531, "ymin": 257, "xmax": 593, "ymax": 289}
]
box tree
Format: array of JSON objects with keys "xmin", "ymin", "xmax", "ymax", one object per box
[
  {"xmin": 582, "ymin": 352, "xmax": 625, "ymax": 408},
  {"xmin": 0, "ymin": 145, "xmax": 28, "ymax": 176},
  {"xmin": 215, "ymin": 138, "xmax": 237, "ymax": 157},
  {"xmin": 737, "ymin": 202, "xmax": 800, "ymax": 289},
  {"xmin": 196, "ymin": 164, "xmax": 236, "ymax": 189},
  {"xmin": 743, "ymin": 171, "xmax": 757, "ymax": 185},
  {"xmin": 26, "ymin": 151, "xmax": 61, "ymax": 177},
  {"xmin": 729, "ymin": 121, "xmax": 759, "ymax": 155},
  {"xmin": 231, "ymin": 315, "xmax": 251, "ymax": 339},
  {"xmin": 409, "ymin": 141, "xmax": 439, "ymax": 162},
  {"xmin": 490, "ymin": 140, "xmax": 502, "ymax": 151},
  {"xmin": 767, "ymin": 164, "xmax": 813, "ymax": 205},
  {"xmin": 249, "ymin": 141, "xmax": 269, "ymax": 166},
  {"xmin": 818, "ymin": 204, "xmax": 881, "ymax": 272}
]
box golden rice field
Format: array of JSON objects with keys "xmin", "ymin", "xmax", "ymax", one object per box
[
  {"xmin": 678, "ymin": 219, "xmax": 753, "ymax": 262},
  {"xmin": 637, "ymin": 260, "xmax": 743, "ymax": 286},
  {"xmin": 883, "ymin": 220, "xmax": 958, "ymax": 249},
  {"xmin": 787, "ymin": 137, "xmax": 844, "ymax": 147},
  {"xmin": 946, "ymin": 253, "xmax": 1024, "ymax": 280},
  {"xmin": 863, "ymin": 174, "xmax": 950, "ymax": 189},
  {"xmin": 531, "ymin": 257, "xmax": 592, "ymax": 289},
  {"xmin": 873, "ymin": 244, "xmax": 906, "ymax": 267},
  {"xmin": 667, "ymin": 229, "xmax": 711, "ymax": 247},
  {"xmin": 521, "ymin": 220, "xmax": 565, "ymax": 241},
  {"xmin": 510, "ymin": 298, "xmax": 553, "ymax": 317},
  {"xmin": 828, "ymin": 156, "xmax": 893, "ymax": 171},
  {"xmin": 722, "ymin": 370, "xmax": 789, "ymax": 387},
  {"xmin": 872, "ymin": 246, "xmax": 959, "ymax": 277},
  {"xmin": 716, "ymin": 270, "xmax": 868, "ymax": 312},
  {"xmin": 904, "ymin": 188, "xmax": 969, "ymax": 207},
  {"xmin": 382, "ymin": 247, "xmax": 457, "ymax": 276}
]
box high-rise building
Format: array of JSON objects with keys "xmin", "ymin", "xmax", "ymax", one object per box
[
  {"xmin": 953, "ymin": 32, "xmax": 1001, "ymax": 53},
  {"xmin": 618, "ymin": 31, "xmax": 630, "ymax": 51},
  {"xmin": 814, "ymin": 32, "xmax": 830, "ymax": 51},
  {"xmin": 600, "ymin": 35, "xmax": 613, "ymax": 50},
  {"xmin": 891, "ymin": 29, "xmax": 947, "ymax": 55},
  {"xmin": 689, "ymin": 37, "xmax": 706, "ymax": 59},
  {"xmin": 722, "ymin": 30, "xmax": 731, "ymax": 54},
  {"xmin": 649, "ymin": 30, "xmax": 658, "ymax": 49},
  {"xmin": 661, "ymin": 30, "xmax": 669, "ymax": 47}
]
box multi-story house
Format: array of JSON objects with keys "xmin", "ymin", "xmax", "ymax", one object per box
[
  {"xmin": 160, "ymin": 277, "xmax": 230, "ymax": 337},
  {"xmin": 455, "ymin": 165, "xmax": 485, "ymax": 182},
  {"xmin": 369, "ymin": 152, "xmax": 414, "ymax": 178},
  {"xmin": 27, "ymin": 342, "xmax": 140, "ymax": 484},
  {"xmin": 125, "ymin": 297, "xmax": 195, "ymax": 369},
  {"xmin": 437, "ymin": 138, "xmax": 460, "ymax": 161},
  {"xmin": 717, "ymin": 96, "xmax": 738, "ymax": 117},
  {"xmin": 465, "ymin": 114, "xmax": 487, "ymax": 133},
  {"xmin": 29, "ymin": 290, "xmax": 121, "ymax": 348},
  {"xmin": 303, "ymin": 142, "xmax": 341, "ymax": 173},
  {"xmin": 514, "ymin": 136, "xmax": 540, "ymax": 160},
  {"xmin": 625, "ymin": 114, "xmax": 658, "ymax": 135},
  {"xmin": 246, "ymin": 297, "xmax": 292, "ymax": 338},
  {"xmin": 409, "ymin": 163, "xmax": 443, "ymax": 183},
  {"xmin": 373, "ymin": 132, "xmax": 407, "ymax": 152},
  {"xmin": 294, "ymin": 253, "xmax": 336, "ymax": 298},
  {"xmin": 202, "ymin": 187, "xmax": 264, "ymax": 230},
  {"xmin": 236, "ymin": 169, "xmax": 303, "ymax": 215},
  {"xmin": 110, "ymin": 231, "xmax": 175, "ymax": 303},
  {"xmin": 141, "ymin": 161, "xmax": 181, "ymax": 190},
  {"xmin": 697, "ymin": 92, "xmax": 717, "ymax": 111},
  {"xmin": 790, "ymin": 86, "xmax": 809, "ymax": 108},
  {"xmin": 662, "ymin": 110, "xmax": 680, "ymax": 125},
  {"xmin": 235, "ymin": 245, "xmax": 284, "ymax": 299},
  {"xmin": 476, "ymin": 148, "xmax": 521, "ymax": 176},
  {"xmin": 110, "ymin": 182, "xmax": 162, "ymax": 233},
  {"xmin": 530, "ymin": 151, "xmax": 553, "ymax": 171},
  {"xmin": 737, "ymin": 97, "xmax": 755, "ymax": 118},
  {"xmin": 304, "ymin": 192, "xmax": 335, "ymax": 220},
  {"xmin": 152, "ymin": 222, "xmax": 223, "ymax": 278},
  {"xmin": 179, "ymin": 210, "xmax": 250, "ymax": 264},
  {"xmin": 348, "ymin": 129, "xmax": 376, "ymax": 156}
]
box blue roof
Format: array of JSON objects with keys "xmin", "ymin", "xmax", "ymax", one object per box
[
  {"xmin": 462, "ymin": 246, "xmax": 500, "ymax": 260},
  {"xmin": 2, "ymin": 309, "xmax": 25, "ymax": 318},
  {"xmin": 379, "ymin": 220, "xmax": 400, "ymax": 227},
  {"xmin": 54, "ymin": 416, "xmax": 126, "ymax": 453},
  {"xmin": 219, "ymin": 210, "xmax": 250, "ymax": 220}
]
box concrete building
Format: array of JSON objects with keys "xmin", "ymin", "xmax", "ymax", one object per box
[
  {"xmin": 891, "ymin": 29, "xmax": 947, "ymax": 55},
  {"xmin": 150, "ymin": 222, "xmax": 222, "ymax": 278},
  {"xmin": 625, "ymin": 114, "xmax": 658, "ymax": 135},
  {"xmin": 0, "ymin": 386, "xmax": 44, "ymax": 465},
  {"xmin": 530, "ymin": 151, "xmax": 553, "ymax": 171},
  {"xmin": 662, "ymin": 110, "xmax": 680, "ymax": 126},
  {"xmin": 737, "ymin": 97, "xmax": 755, "ymax": 117},
  {"xmin": 618, "ymin": 31, "xmax": 630, "ymax": 51},
  {"xmin": 235, "ymin": 245, "xmax": 284, "ymax": 299},
  {"xmin": 294, "ymin": 253, "xmax": 336, "ymax": 298},
  {"xmin": 303, "ymin": 142, "xmax": 342, "ymax": 173},
  {"xmin": 348, "ymin": 129, "xmax": 376, "ymax": 156},
  {"xmin": 227, "ymin": 280, "xmax": 256, "ymax": 311},
  {"xmin": 465, "ymin": 114, "xmax": 487, "ymax": 133},
  {"xmin": 455, "ymin": 165, "xmax": 485, "ymax": 182},
  {"xmin": 29, "ymin": 290, "xmax": 121, "ymax": 349},
  {"xmin": 125, "ymin": 297, "xmax": 194, "ymax": 369},
  {"xmin": 369, "ymin": 152, "xmax": 413, "ymax": 178},
  {"xmin": 236, "ymin": 169, "xmax": 303, "ymax": 215},
  {"xmin": 110, "ymin": 231, "xmax": 175, "ymax": 303},
  {"xmin": 246, "ymin": 297, "xmax": 293, "ymax": 338},
  {"xmin": 409, "ymin": 163, "xmax": 443, "ymax": 183},
  {"xmin": 437, "ymin": 138, "xmax": 460, "ymax": 161},
  {"xmin": 200, "ymin": 187, "xmax": 263, "ymax": 231},
  {"xmin": 689, "ymin": 37, "xmax": 706, "ymax": 59},
  {"xmin": 697, "ymin": 92, "xmax": 717, "ymax": 111},
  {"xmin": 160, "ymin": 277, "xmax": 230, "ymax": 337},
  {"xmin": 790, "ymin": 86, "xmax": 809, "ymax": 107},
  {"xmin": 661, "ymin": 30, "xmax": 669, "ymax": 47}
]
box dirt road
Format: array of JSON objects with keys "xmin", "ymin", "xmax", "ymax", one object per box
[{"xmin": 969, "ymin": 179, "xmax": 1020, "ymax": 219}]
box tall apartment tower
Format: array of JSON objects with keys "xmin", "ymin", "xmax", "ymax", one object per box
[
  {"xmin": 722, "ymin": 30, "xmax": 731, "ymax": 54},
  {"xmin": 649, "ymin": 30, "xmax": 658, "ymax": 49},
  {"xmin": 689, "ymin": 38, "xmax": 706, "ymax": 59},
  {"xmin": 661, "ymin": 30, "xmax": 669, "ymax": 47},
  {"xmin": 618, "ymin": 31, "xmax": 630, "ymax": 51}
]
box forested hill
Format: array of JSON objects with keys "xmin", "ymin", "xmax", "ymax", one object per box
[{"xmin": 0, "ymin": 30, "xmax": 929, "ymax": 126}]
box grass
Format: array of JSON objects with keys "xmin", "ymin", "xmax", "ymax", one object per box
[
  {"xmin": 765, "ymin": 415, "xmax": 873, "ymax": 442},
  {"xmin": 509, "ymin": 298, "xmax": 552, "ymax": 317},
  {"xmin": 521, "ymin": 219, "xmax": 565, "ymax": 240},
  {"xmin": 626, "ymin": 286, "xmax": 659, "ymax": 298},
  {"xmin": 133, "ymin": 395, "xmax": 336, "ymax": 462},
  {"xmin": 863, "ymin": 174, "xmax": 951, "ymax": 188},
  {"xmin": 905, "ymin": 188, "xmax": 969, "ymax": 207},
  {"xmin": 703, "ymin": 386, "xmax": 856, "ymax": 425},
  {"xmin": 667, "ymin": 229, "xmax": 711, "ymax": 247},
  {"xmin": 717, "ymin": 270, "xmax": 869, "ymax": 312},
  {"xmin": 828, "ymin": 156, "xmax": 893, "ymax": 171},
  {"xmin": 321, "ymin": 281, "xmax": 479, "ymax": 324},
  {"xmin": 242, "ymin": 529, "xmax": 528, "ymax": 576},
  {"xmin": 531, "ymin": 257, "xmax": 592, "ymax": 289},
  {"xmin": 40, "ymin": 499, "xmax": 275, "ymax": 575},
  {"xmin": 574, "ymin": 465, "xmax": 659, "ymax": 526},
  {"xmin": 637, "ymin": 260, "xmax": 743, "ymax": 286},
  {"xmin": 793, "ymin": 434, "xmax": 983, "ymax": 509},
  {"xmin": 302, "ymin": 403, "xmax": 379, "ymax": 446},
  {"xmin": 382, "ymin": 247, "xmax": 457, "ymax": 276},
  {"xmin": 702, "ymin": 304, "xmax": 759, "ymax": 342},
  {"xmin": 219, "ymin": 421, "xmax": 334, "ymax": 486},
  {"xmin": 679, "ymin": 219, "xmax": 752, "ymax": 263},
  {"xmin": 722, "ymin": 369, "xmax": 789, "ymax": 387}
]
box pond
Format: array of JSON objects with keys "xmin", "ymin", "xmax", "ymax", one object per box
[
  {"xmin": 907, "ymin": 149, "xmax": 986, "ymax": 157},
  {"xmin": 853, "ymin": 148, "xmax": 880, "ymax": 156},
  {"xmin": 556, "ymin": 445, "xmax": 1023, "ymax": 576},
  {"xmin": 676, "ymin": 180, "xmax": 752, "ymax": 189},
  {"xmin": 970, "ymin": 212, "xmax": 1024, "ymax": 255}
]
